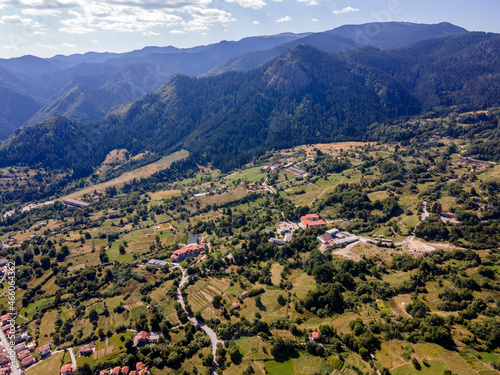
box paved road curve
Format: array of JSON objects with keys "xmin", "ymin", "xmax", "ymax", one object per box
[{"xmin": 172, "ymin": 262, "xmax": 223, "ymax": 375}]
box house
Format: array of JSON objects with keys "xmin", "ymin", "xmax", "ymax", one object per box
[
  {"xmin": 325, "ymin": 228, "xmax": 339, "ymax": 237},
  {"xmin": 170, "ymin": 244, "xmax": 205, "ymax": 262},
  {"xmin": 38, "ymin": 343, "xmax": 51, "ymax": 357},
  {"xmin": 311, "ymin": 332, "xmax": 319, "ymax": 341},
  {"xmin": 14, "ymin": 343, "xmax": 26, "ymax": 353},
  {"xmin": 134, "ymin": 331, "xmax": 149, "ymax": 347},
  {"xmin": 285, "ymin": 166, "xmax": 307, "ymax": 175},
  {"xmin": 317, "ymin": 234, "xmax": 333, "ymax": 244},
  {"xmin": 21, "ymin": 355, "xmax": 35, "ymax": 367},
  {"xmin": 138, "ymin": 370, "xmax": 149, "ymax": 375},
  {"xmin": 95, "ymin": 190, "xmax": 103, "ymax": 196},
  {"xmin": 79, "ymin": 344, "xmax": 93, "ymax": 356},
  {"xmin": 301, "ymin": 214, "xmax": 327, "ymax": 228},
  {"xmin": 445, "ymin": 212, "xmax": 456, "ymax": 218},
  {"xmin": 0, "ymin": 367, "xmax": 10, "ymax": 375},
  {"xmin": 1, "ymin": 315, "xmax": 9, "ymax": 326},
  {"xmin": 61, "ymin": 364, "xmax": 76, "ymax": 375},
  {"xmin": 232, "ymin": 302, "xmax": 240, "ymax": 309},
  {"xmin": 147, "ymin": 259, "xmax": 168, "ymax": 268},
  {"xmin": 111, "ymin": 366, "xmax": 121, "ymax": 375},
  {"xmin": 268, "ymin": 238, "xmax": 284, "ymax": 246},
  {"xmin": 13, "ymin": 332, "xmax": 31, "ymax": 344},
  {"xmin": 99, "ymin": 371, "xmax": 108, "ymax": 375},
  {"xmin": 0, "ymin": 354, "xmax": 10, "ymax": 366},
  {"xmin": 129, "ymin": 372, "xmax": 136, "ymax": 375},
  {"xmin": 241, "ymin": 291, "xmax": 248, "ymax": 299},
  {"xmin": 0, "ymin": 258, "xmax": 8, "ymax": 266},
  {"xmin": 121, "ymin": 366, "xmax": 130, "ymax": 375},
  {"xmin": 62, "ymin": 198, "xmax": 89, "ymax": 208},
  {"xmin": 17, "ymin": 349, "xmax": 30, "ymax": 360},
  {"xmin": 136, "ymin": 362, "xmax": 147, "ymax": 371}
]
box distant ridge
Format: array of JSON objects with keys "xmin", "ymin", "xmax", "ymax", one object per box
[{"xmin": 0, "ymin": 22, "xmax": 472, "ymax": 141}]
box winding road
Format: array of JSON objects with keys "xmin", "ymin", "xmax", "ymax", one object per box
[{"xmin": 171, "ymin": 261, "xmax": 222, "ymax": 375}]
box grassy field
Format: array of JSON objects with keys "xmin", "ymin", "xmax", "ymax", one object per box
[
  {"xmin": 391, "ymin": 360, "xmax": 448, "ymax": 375},
  {"xmin": 265, "ymin": 359, "xmax": 295, "ymax": 375},
  {"xmin": 26, "ymin": 351, "xmax": 65, "ymax": 375},
  {"xmin": 62, "ymin": 150, "xmax": 189, "ymax": 200}
]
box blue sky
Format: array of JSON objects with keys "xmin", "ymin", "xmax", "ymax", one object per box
[{"xmin": 0, "ymin": 0, "xmax": 499, "ymax": 58}]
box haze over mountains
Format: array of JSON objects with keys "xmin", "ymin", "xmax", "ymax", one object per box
[{"xmin": 0, "ymin": 22, "xmax": 468, "ymax": 140}]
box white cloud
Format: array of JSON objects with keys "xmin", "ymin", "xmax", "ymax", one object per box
[
  {"xmin": 332, "ymin": 6, "xmax": 359, "ymax": 15},
  {"xmin": 276, "ymin": 16, "xmax": 291, "ymax": 22},
  {"xmin": 185, "ymin": 7, "xmax": 235, "ymax": 31},
  {"xmin": 143, "ymin": 30, "xmax": 159, "ymax": 35},
  {"xmin": 170, "ymin": 29, "xmax": 184, "ymax": 34},
  {"xmin": 225, "ymin": 0, "xmax": 266, "ymax": 9},
  {"xmin": 252, "ymin": 20, "xmax": 259, "ymax": 25},
  {"xmin": 312, "ymin": 18, "xmax": 318, "ymax": 22},
  {"xmin": 59, "ymin": 25, "xmax": 95, "ymax": 33},
  {"xmin": 297, "ymin": 0, "xmax": 319, "ymax": 5},
  {"xmin": 0, "ymin": 14, "xmax": 35, "ymax": 24},
  {"xmin": 61, "ymin": 42, "xmax": 76, "ymax": 47},
  {"xmin": 36, "ymin": 42, "xmax": 56, "ymax": 49},
  {"xmin": 22, "ymin": 8, "xmax": 61, "ymax": 15},
  {"xmin": 3, "ymin": 45, "xmax": 19, "ymax": 50}
]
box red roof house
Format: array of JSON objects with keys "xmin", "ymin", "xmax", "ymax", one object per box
[
  {"xmin": 134, "ymin": 331, "xmax": 149, "ymax": 346},
  {"xmin": 301, "ymin": 214, "xmax": 327, "ymax": 228},
  {"xmin": 171, "ymin": 244, "xmax": 205, "ymax": 262},
  {"xmin": 21, "ymin": 355, "xmax": 35, "ymax": 367},
  {"xmin": 60, "ymin": 364, "xmax": 75, "ymax": 375},
  {"xmin": 136, "ymin": 362, "xmax": 147, "ymax": 371}
]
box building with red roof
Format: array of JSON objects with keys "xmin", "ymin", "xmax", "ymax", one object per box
[
  {"xmin": 60, "ymin": 364, "xmax": 75, "ymax": 375},
  {"xmin": 121, "ymin": 366, "xmax": 130, "ymax": 374},
  {"xmin": 136, "ymin": 362, "xmax": 147, "ymax": 371},
  {"xmin": 21, "ymin": 355, "xmax": 35, "ymax": 367},
  {"xmin": 134, "ymin": 331, "xmax": 149, "ymax": 347},
  {"xmin": 111, "ymin": 366, "xmax": 121, "ymax": 375},
  {"xmin": 17, "ymin": 349, "xmax": 30, "ymax": 360},
  {"xmin": 38, "ymin": 343, "xmax": 51, "ymax": 357},
  {"xmin": 311, "ymin": 332, "xmax": 319, "ymax": 341},
  {"xmin": 301, "ymin": 214, "xmax": 327, "ymax": 228},
  {"xmin": 1, "ymin": 315, "xmax": 9, "ymax": 326},
  {"xmin": 171, "ymin": 244, "xmax": 205, "ymax": 262}
]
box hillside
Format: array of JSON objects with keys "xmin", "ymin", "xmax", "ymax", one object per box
[
  {"xmin": 0, "ymin": 44, "xmax": 421, "ymax": 174},
  {"xmin": 0, "ymin": 22, "xmax": 470, "ymax": 140}
]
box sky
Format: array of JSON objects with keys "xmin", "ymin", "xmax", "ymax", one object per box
[{"xmin": 0, "ymin": 0, "xmax": 499, "ymax": 59}]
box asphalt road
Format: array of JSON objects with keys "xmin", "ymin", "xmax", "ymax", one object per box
[
  {"xmin": 0, "ymin": 327, "xmax": 21, "ymax": 375},
  {"xmin": 172, "ymin": 262, "xmax": 222, "ymax": 375}
]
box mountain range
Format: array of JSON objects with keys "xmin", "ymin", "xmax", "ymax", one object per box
[
  {"xmin": 1, "ymin": 27, "xmax": 499, "ymax": 181},
  {"xmin": 0, "ymin": 21, "xmax": 467, "ymax": 141}
]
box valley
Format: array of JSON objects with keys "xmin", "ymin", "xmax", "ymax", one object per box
[
  {"xmin": 1, "ymin": 107, "xmax": 500, "ymax": 374},
  {"xmin": 0, "ymin": 20, "xmax": 499, "ymax": 375}
]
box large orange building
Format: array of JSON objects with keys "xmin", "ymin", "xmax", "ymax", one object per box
[
  {"xmin": 301, "ymin": 214, "xmax": 327, "ymax": 228},
  {"xmin": 171, "ymin": 244, "xmax": 205, "ymax": 262}
]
